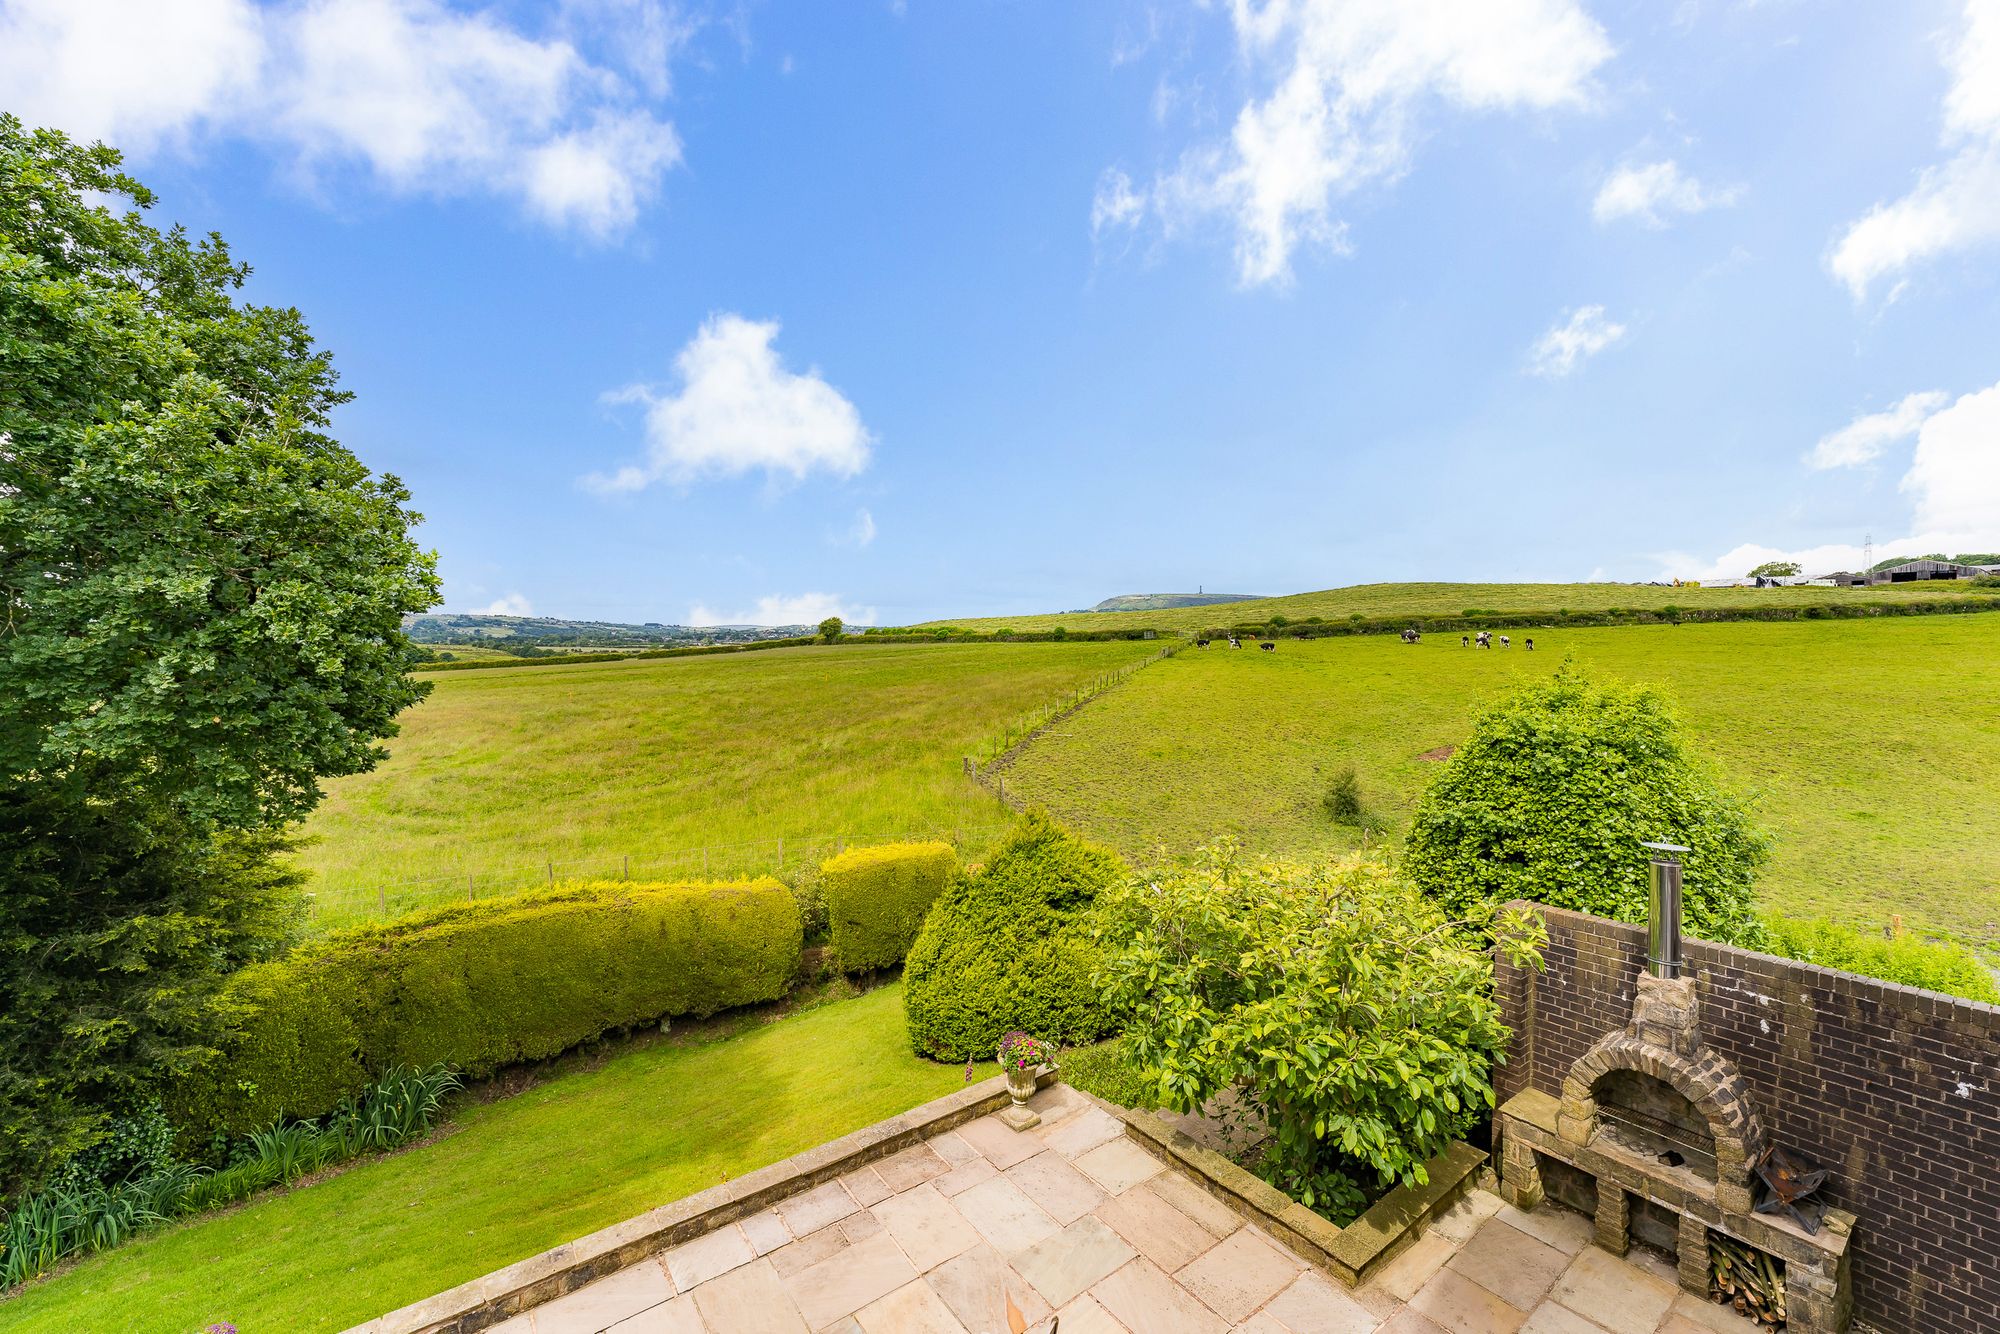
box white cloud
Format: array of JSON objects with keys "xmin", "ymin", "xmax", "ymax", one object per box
[
  {"xmin": 585, "ymin": 314, "xmax": 873, "ymax": 492},
  {"xmin": 686, "ymin": 593, "xmax": 877, "ymax": 627},
  {"xmin": 1806, "ymin": 391, "xmax": 1949, "ymax": 470},
  {"xmin": 1668, "ymin": 378, "xmax": 2000, "ymax": 580},
  {"xmin": 477, "ymin": 592, "xmax": 534, "ymax": 615},
  {"xmin": 848, "ymin": 508, "xmax": 877, "ymax": 547},
  {"xmin": 0, "ymin": 0, "xmax": 684, "ymax": 239},
  {"xmin": 1122, "ymin": 0, "xmax": 1612, "ymax": 286},
  {"xmin": 1592, "ymin": 159, "xmax": 1740, "ymax": 227},
  {"xmin": 1091, "ymin": 167, "xmax": 1147, "ymax": 235},
  {"xmin": 1527, "ymin": 305, "xmax": 1626, "ymax": 377},
  {"xmin": 1830, "ymin": 0, "xmax": 2000, "ymax": 298}
]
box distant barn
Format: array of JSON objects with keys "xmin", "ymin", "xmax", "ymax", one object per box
[{"xmin": 1814, "ymin": 559, "xmax": 1995, "ymax": 587}]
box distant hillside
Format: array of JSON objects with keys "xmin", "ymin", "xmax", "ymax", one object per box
[
  {"xmin": 914, "ymin": 580, "xmax": 1995, "ymax": 634},
  {"xmin": 1089, "ymin": 592, "xmax": 1265, "ymax": 613},
  {"xmin": 405, "ymin": 613, "xmax": 807, "ymax": 650}
]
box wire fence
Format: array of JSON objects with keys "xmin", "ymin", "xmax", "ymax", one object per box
[{"xmin": 308, "ymin": 821, "xmax": 1017, "ymax": 926}]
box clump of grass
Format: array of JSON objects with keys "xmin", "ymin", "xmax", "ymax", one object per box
[{"xmin": 1322, "ymin": 765, "xmax": 1367, "ymax": 827}]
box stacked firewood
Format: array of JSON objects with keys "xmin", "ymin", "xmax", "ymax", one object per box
[{"xmin": 1710, "ymin": 1233, "xmax": 1787, "ymax": 1328}]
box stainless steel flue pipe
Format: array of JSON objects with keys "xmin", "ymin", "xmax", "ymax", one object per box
[{"xmin": 1639, "ymin": 841, "xmax": 1690, "ymax": 979}]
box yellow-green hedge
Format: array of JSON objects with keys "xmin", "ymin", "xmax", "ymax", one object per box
[
  {"xmin": 172, "ymin": 878, "xmax": 800, "ymax": 1135},
  {"xmin": 822, "ymin": 842, "xmax": 957, "ymax": 972}
]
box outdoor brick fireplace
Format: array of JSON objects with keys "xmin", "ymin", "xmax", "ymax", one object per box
[{"xmin": 1496, "ymin": 851, "xmax": 1856, "ymax": 1333}]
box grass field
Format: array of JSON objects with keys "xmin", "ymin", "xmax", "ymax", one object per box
[
  {"xmin": 912, "ymin": 579, "xmax": 1993, "ymax": 634},
  {"xmin": 298, "ymin": 640, "xmax": 1161, "ymax": 921},
  {"xmin": 0, "ymin": 985, "xmax": 969, "ymax": 1334},
  {"xmin": 1001, "ymin": 616, "xmax": 2000, "ymax": 944}
]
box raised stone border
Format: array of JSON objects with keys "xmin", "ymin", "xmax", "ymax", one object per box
[
  {"xmin": 345, "ymin": 1069, "xmax": 1054, "ymax": 1334},
  {"xmin": 1115, "ymin": 1106, "xmax": 1487, "ymax": 1288}
]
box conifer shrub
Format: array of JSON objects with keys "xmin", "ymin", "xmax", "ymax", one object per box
[
  {"xmin": 821, "ymin": 842, "xmax": 957, "ymax": 972},
  {"xmin": 171, "ymin": 879, "xmax": 800, "ymax": 1135},
  {"xmin": 902, "ymin": 814, "xmax": 1124, "ymax": 1060},
  {"xmin": 1404, "ymin": 663, "xmax": 1769, "ymax": 946}
]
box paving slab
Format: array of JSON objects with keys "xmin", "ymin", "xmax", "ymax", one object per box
[
  {"xmin": 690, "ymin": 1256, "xmax": 810, "ymax": 1334},
  {"xmin": 956, "ymin": 1113, "xmax": 1049, "ymax": 1169},
  {"xmin": 1175, "ymin": 1226, "xmax": 1306, "ymax": 1323},
  {"xmin": 779, "ymin": 1179, "xmax": 862, "ymax": 1237},
  {"xmin": 769, "ymin": 1223, "xmax": 851, "ymax": 1278},
  {"xmin": 842, "ymin": 1210, "xmax": 886, "ymax": 1244},
  {"xmin": 1429, "ymin": 1188, "xmax": 1507, "ymax": 1246},
  {"xmin": 1091, "ymin": 1256, "xmax": 1230, "ymax": 1334},
  {"xmin": 1664, "ymin": 1291, "xmax": 1764, "ymax": 1332},
  {"xmin": 530, "ymin": 1259, "xmax": 674, "ymax": 1333},
  {"xmin": 786, "ymin": 1230, "xmax": 920, "ymax": 1331},
  {"xmin": 872, "ymin": 1182, "xmax": 981, "ymax": 1273},
  {"xmin": 873, "ymin": 1142, "xmax": 952, "ymax": 1192},
  {"xmin": 1547, "ymin": 1247, "xmax": 1677, "ymax": 1334},
  {"xmin": 1035, "ymin": 1105, "xmax": 1126, "ymax": 1159},
  {"xmin": 841, "ymin": 1164, "xmax": 893, "ymax": 1207},
  {"xmin": 1446, "ymin": 1215, "xmax": 1571, "ymax": 1310},
  {"xmin": 924, "ymin": 1242, "xmax": 1051, "ymax": 1332},
  {"xmin": 928, "ymin": 1130, "xmax": 978, "ymax": 1165},
  {"xmin": 1009, "ymin": 1215, "xmax": 1136, "ymax": 1308},
  {"xmin": 1406, "ymin": 1266, "xmax": 1528, "ymax": 1334},
  {"xmin": 1259, "ymin": 1268, "xmax": 1382, "ymax": 1334},
  {"xmin": 932, "ymin": 1155, "xmax": 999, "ymax": 1197},
  {"xmin": 604, "ymin": 1293, "xmax": 709, "ymax": 1333},
  {"xmin": 1005, "ymin": 1148, "xmax": 1108, "ymax": 1224},
  {"xmin": 1495, "ymin": 1204, "xmax": 1594, "ymax": 1257},
  {"xmin": 1095, "ymin": 1181, "xmax": 1228, "ymax": 1272},
  {"xmin": 1518, "ymin": 1304, "xmax": 1611, "ymax": 1334},
  {"xmin": 1145, "ymin": 1169, "xmax": 1247, "ymax": 1239},
  {"xmin": 665, "ymin": 1223, "xmax": 755, "ymax": 1291},
  {"xmin": 952, "ymin": 1174, "xmax": 1062, "ymax": 1253},
  {"xmin": 741, "ymin": 1209, "xmax": 793, "ymax": 1256},
  {"xmin": 1369, "ymin": 1230, "xmax": 1458, "ymax": 1303},
  {"xmin": 1073, "ymin": 1137, "xmax": 1166, "ymax": 1194},
  {"xmin": 853, "ymin": 1276, "xmax": 971, "ymax": 1334},
  {"xmin": 1377, "ymin": 1312, "xmax": 1451, "ymax": 1334},
  {"xmin": 1053, "ymin": 1292, "xmax": 1131, "ymax": 1334},
  {"xmin": 1026, "ymin": 1081, "xmax": 1089, "ymax": 1125}
]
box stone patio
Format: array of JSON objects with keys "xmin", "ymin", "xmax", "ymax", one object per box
[{"xmin": 487, "ymin": 1085, "xmax": 1762, "ymax": 1334}]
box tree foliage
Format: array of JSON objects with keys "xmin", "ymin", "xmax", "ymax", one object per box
[
  {"xmin": 819, "ymin": 616, "xmax": 844, "ymax": 642},
  {"xmin": 1403, "ymin": 663, "xmax": 1768, "ymax": 946},
  {"xmin": 1098, "ymin": 848, "xmax": 1544, "ymax": 1222},
  {"xmin": 0, "ymin": 117, "xmax": 439, "ymax": 1194},
  {"xmin": 1747, "ymin": 561, "xmax": 1800, "ymax": 578}
]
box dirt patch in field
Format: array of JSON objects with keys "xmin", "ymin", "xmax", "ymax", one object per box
[{"xmin": 1417, "ymin": 745, "xmax": 1456, "ymax": 762}]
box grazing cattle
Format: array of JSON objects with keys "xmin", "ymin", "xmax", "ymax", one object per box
[
  {"xmin": 1228, "ymin": 636, "xmax": 1241, "ymax": 648},
  {"xmin": 1400, "ymin": 627, "xmax": 1422, "ymax": 645},
  {"xmin": 1461, "ymin": 635, "xmax": 1470, "ymax": 648},
  {"xmin": 1525, "ymin": 638, "xmax": 1535, "ymax": 651},
  {"xmin": 1259, "ymin": 640, "xmax": 1275, "ymax": 652},
  {"xmin": 1476, "ymin": 631, "xmax": 1492, "ymax": 649},
  {"xmin": 1196, "ymin": 639, "xmax": 1210, "ymax": 649},
  {"xmin": 1500, "ymin": 635, "xmax": 1511, "ymax": 648}
]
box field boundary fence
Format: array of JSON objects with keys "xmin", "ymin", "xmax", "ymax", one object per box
[{"xmin": 312, "ymin": 822, "xmax": 1015, "ymax": 926}]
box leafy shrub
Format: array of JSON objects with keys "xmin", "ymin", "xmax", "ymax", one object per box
[
  {"xmin": 1058, "ymin": 1038, "xmax": 1160, "ymax": 1111},
  {"xmin": 172, "ymin": 880, "xmax": 799, "ymax": 1135},
  {"xmin": 821, "ymin": 842, "xmax": 957, "ymax": 972},
  {"xmin": 1763, "ymin": 917, "xmax": 1999, "ymax": 1003},
  {"xmin": 1099, "ymin": 847, "xmax": 1544, "ymax": 1224},
  {"xmin": 1404, "ymin": 663, "xmax": 1768, "ymax": 947},
  {"xmin": 782, "ymin": 862, "xmax": 830, "ymax": 943},
  {"xmin": 1322, "ymin": 765, "xmax": 1365, "ymax": 826},
  {"xmin": 903, "ymin": 814, "xmax": 1125, "ymax": 1060}
]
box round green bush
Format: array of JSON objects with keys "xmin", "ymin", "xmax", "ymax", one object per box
[
  {"xmin": 1404, "ymin": 663, "xmax": 1768, "ymax": 945},
  {"xmin": 902, "ymin": 813, "xmax": 1125, "ymax": 1060}
]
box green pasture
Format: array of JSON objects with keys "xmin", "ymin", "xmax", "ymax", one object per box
[
  {"xmin": 1001, "ymin": 616, "xmax": 2000, "ymax": 944},
  {"xmin": 0, "ymin": 985, "xmax": 971, "ymax": 1334},
  {"xmin": 298, "ymin": 641, "xmax": 1159, "ymax": 922},
  {"xmin": 912, "ymin": 578, "xmax": 1990, "ymax": 635}
]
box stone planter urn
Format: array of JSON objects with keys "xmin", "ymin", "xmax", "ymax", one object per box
[
  {"xmin": 996, "ymin": 1032, "xmax": 1051, "ymax": 1130},
  {"xmin": 1005, "ymin": 1063, "xmax": 1038, "ymax": 1106}
]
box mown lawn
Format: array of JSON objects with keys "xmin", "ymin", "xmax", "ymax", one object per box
[
  {"xmin": 1003, "ymin": 616, "xmax": 2000, "ymax": 944},
  {"xmin": 0, "ymin": 985, "xmax": 969, "ymax": 1334},
  {"xmin": 299, "ymin": 641, "xmax": 1159, "ymax": 921},
  {"xmin": 912, "ymin": 578, "xmax": 1993, "ymax": 634}
]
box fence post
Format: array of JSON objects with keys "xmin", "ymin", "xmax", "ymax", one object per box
[
  {"xmin": 378, "ymin": 885, "xmax": 387, "ymax": 915},
  {"xmin": 777, "ymin": 836, "xmax": 785, "ymax": 868},
  {"xmin": 703, "ymin": 846, "xmax": 709, "ymax": 874},
  {"xmin": 468, "ymin": 874, "xmax": 474, "ymax": 902},
  {"xmin": 623, "ymin": 855, "xmax": 630, "ymax": 881},
  {"xmin": 547, "ymin": 861, "xmax": 554, "ymax": 886}
]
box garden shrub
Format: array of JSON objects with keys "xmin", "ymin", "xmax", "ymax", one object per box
[
  {"xmin": 1098, "ymin": 847, "xmax": 1545, "ymax": 1224},
  {"xmin": 171, "ymin": 879, "xmax": 799, "ymax": 1135},
  {"xmin": 1404, "ymin": 663, "xmax": 1768, "ymax": 947},
  {"xmin": 1322, "ymin": 765, "xmax": 1366, "ymax": 826},
  {"xmin": 1763, "ymin": 917, "xmax": 1999, "ymax": 1004},
  {"xmin": 902, "ymin": 813, "xmax": 1124, "ymax": 1060},
  {"xmin": 821, "ymin": 842, "xmax": 957, "ymax": 972}
]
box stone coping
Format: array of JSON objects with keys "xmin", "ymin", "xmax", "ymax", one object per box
[
  {"xmin": 1114, "ymin": 1103, "xmax": 1488, "ymax": 1287},
  {"xmin": 345, "ymin": 1068, "xmax": 1055, "ymax": 1334}
]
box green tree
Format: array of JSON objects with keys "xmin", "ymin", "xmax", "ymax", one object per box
[
  {"xmin": 1098, "ymin": 847, "xmax": 1544, "ymax": 1222},
  {"xmin": 1403, "ymin": 664, "xmax": 1768, "ymax": 945},
  {"xmin": 1747, "ymin": 560, "xmax": 1800, "ymax": 578},
  {"xmin": 818, "ymin": 616, "xmax": 844, "ymax": 642},
  {"xmin": 0, "ymin": 118, "xmax": 439, "ymax": 1193}
]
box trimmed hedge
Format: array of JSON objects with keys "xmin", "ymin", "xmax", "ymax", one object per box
[
  {"xmin": 822, "ymin": 842, "xmax": 957, "ymax": 972},
  {"xmin": 171, "ymin": 878, "xmax": 800, "ymax": 1136},
  {"xmin": 902, "ymin": 814, "xmax": 1125, "ymax": 1060}
]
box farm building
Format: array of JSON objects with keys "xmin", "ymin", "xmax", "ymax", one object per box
[{"xmin": 1814, "ymin": 558, "xmax": 1994, "ymax": 586}]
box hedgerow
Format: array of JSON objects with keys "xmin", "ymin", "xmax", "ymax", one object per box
[
  {"xmin": 902, "ymin": 814, "xmax": 1124, "ymax": 1060},
  {"xmin": 822, "ymin": 842, "xmax": 957, "ymax": 972},
  {"xmin": 170, "ymin": 879, "xmax": 800, "ymax": 1135},
  {"xmin": 1404, "ymin": 663, "xmax": 1768, "ymax": 946},
  {"xmin": 1762, "ymin": 916, "xmax": 2000, "ymax": 1004}
]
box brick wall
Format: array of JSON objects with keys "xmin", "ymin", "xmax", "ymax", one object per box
[{"xmin": 1494, "ymin": 905, "xmax": 2000, "ymax": 1333}]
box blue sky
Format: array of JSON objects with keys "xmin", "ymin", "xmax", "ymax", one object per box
[{"xmin": 6, "ymin": 0, "xmax": 1999, "ymax": 625}]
